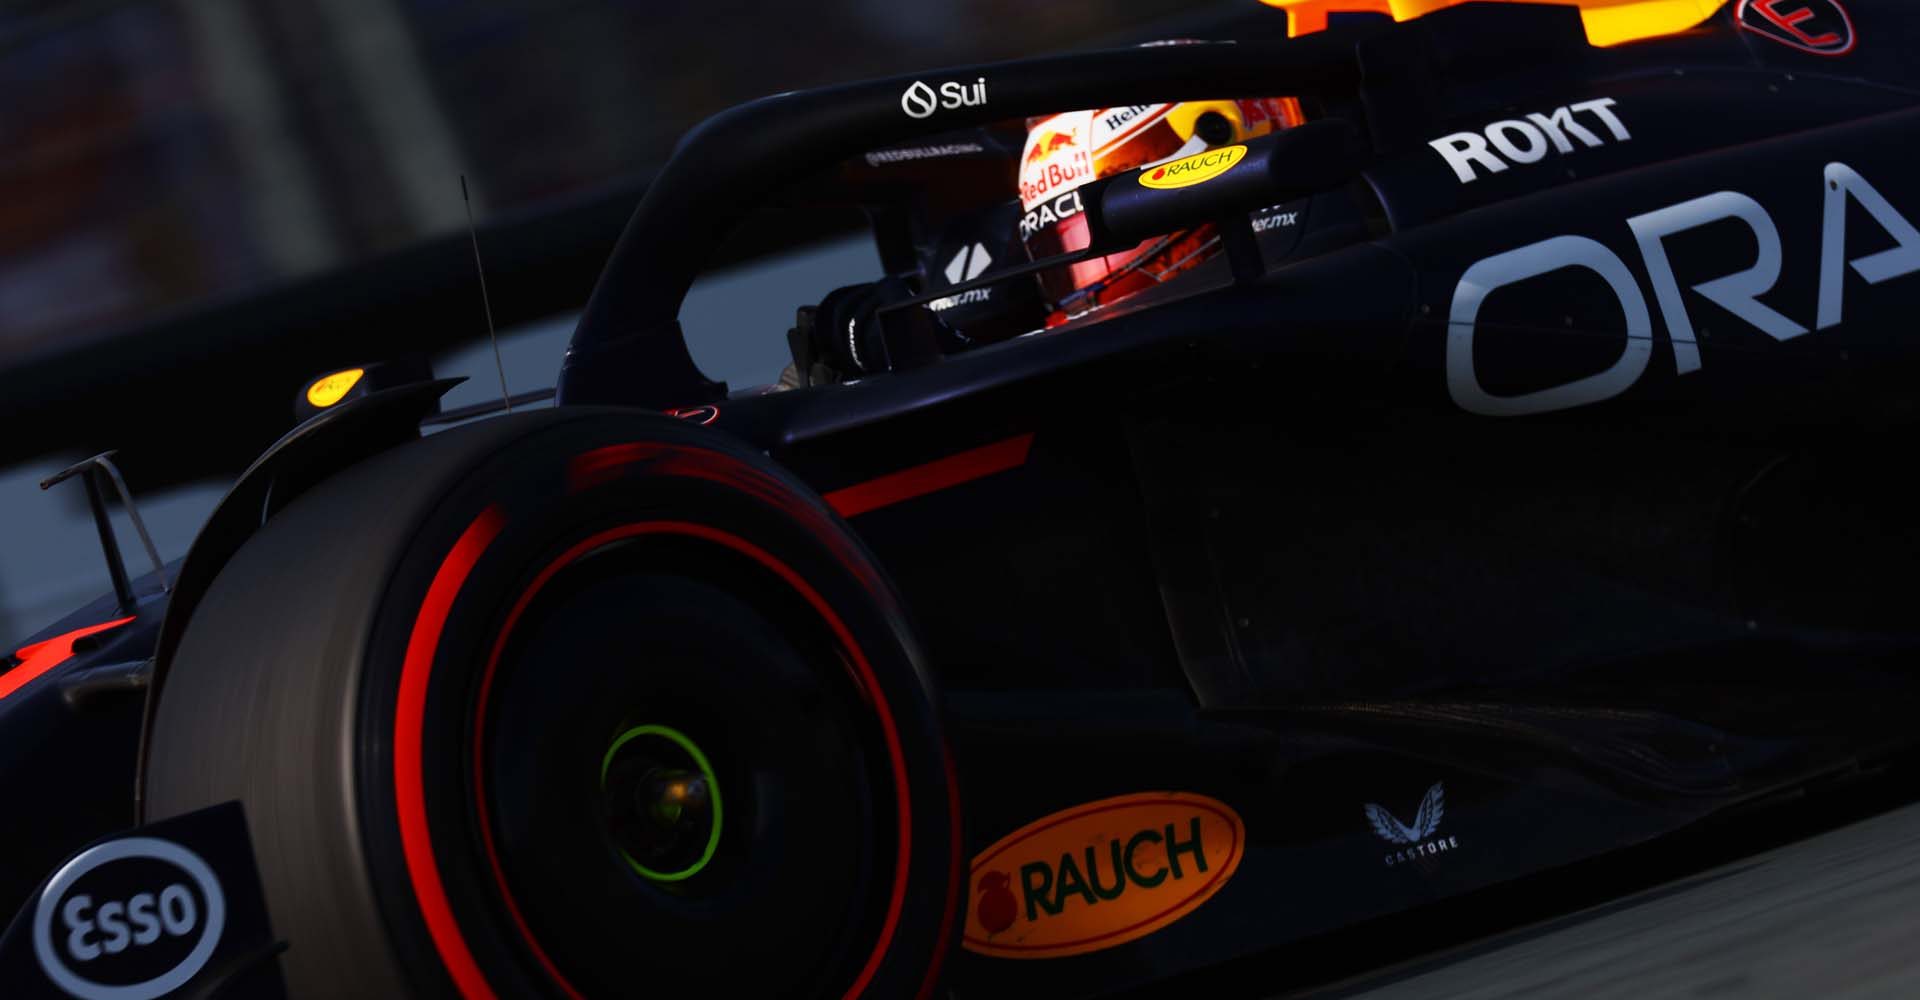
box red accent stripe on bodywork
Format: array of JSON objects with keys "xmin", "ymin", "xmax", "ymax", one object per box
[
  {"xmin": 824, "ymin": 434, "xmax": 1034, "ymax": 518},
  {"xmin": 0, "ymin": 616, "xmax": 137, "ymax": 703}
]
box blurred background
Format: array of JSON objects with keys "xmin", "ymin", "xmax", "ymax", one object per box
[{"xmin": 0, "ymin": 0, "xmax": 1276, "ymax": 641}]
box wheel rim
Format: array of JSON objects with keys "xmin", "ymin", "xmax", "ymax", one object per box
[
  {"xmin": 599, "ymin": 724, "xmax": 724, "ymax": 883},
  {"xmin": 468, "ymin": 529, "xmax": 896, "ymax": 998}
]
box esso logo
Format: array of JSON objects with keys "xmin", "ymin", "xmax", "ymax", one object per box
[{"xmin": 33, "ymin": 837, "xmax": 226, "ymax": 1000}]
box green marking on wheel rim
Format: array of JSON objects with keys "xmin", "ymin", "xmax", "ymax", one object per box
[{"xmin": 600, "ymin": 724, "xmax": 723, "ymax": 882}]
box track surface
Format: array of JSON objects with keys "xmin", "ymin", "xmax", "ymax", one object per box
[{"xmin": 1306, "ymin": 799, "xmax": 1920, "ymax": 999}]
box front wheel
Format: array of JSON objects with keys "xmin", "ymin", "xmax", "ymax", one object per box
[{"xmin": 146, "ymin": 409, "xmax": 960, "ymax": 999}]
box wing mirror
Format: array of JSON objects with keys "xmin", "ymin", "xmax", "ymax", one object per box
[{"xmin": 1091, "ymin": 119, "xmax": 1367, "ymax": 250}]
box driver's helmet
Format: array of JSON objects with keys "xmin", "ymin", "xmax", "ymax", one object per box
[{"xmin": 1018, "ymin": 98, "xmax": 1304, "ymax": 325}]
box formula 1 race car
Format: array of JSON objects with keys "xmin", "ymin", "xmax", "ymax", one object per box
[{"xmin": 6, "ymin": 0, "xmax": 1920, "ymax": 996}]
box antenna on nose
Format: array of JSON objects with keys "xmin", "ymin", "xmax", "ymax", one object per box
[{"xmin": 462, "ymin": 174, "xmax": 511, "ymax": 413}]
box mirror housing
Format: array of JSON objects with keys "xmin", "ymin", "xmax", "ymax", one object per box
[{"xmin": 1092, "ymin": 119, "xmax": 1368, "ymax": 250}]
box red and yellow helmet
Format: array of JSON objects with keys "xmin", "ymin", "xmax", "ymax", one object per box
[{"xmin": 1017, "ymin": 98, "xmax": 1305, "ymax": 324}]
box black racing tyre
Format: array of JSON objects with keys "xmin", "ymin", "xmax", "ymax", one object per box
[{"xmin": 144, "ymin": 409, "xmax": 960, "ymax": 999}]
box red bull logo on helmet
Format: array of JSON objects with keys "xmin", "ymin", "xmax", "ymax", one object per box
[
  {"xmin": 1019, "ymin": 111, "xmax": 1095, "ymax": 210},
  {"xmin": 1025, "ymin": 131, "xmax": 1078, "ymax": 164}
]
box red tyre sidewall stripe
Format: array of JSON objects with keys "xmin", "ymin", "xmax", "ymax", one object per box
[
  {"xmin": 465, "ymin": 534, "xmax": 592, "ymax": 1000},
  {"xmin": 395, "ymin": 506, "xmax": 506, "ymax": 1000},
  {"xmin": 397, "ymin": 452, "xmax": 924, "ymax": 999},
  {"xmin": 917, "ymin": 739, "xmax": 966, "ymax": 1000}
]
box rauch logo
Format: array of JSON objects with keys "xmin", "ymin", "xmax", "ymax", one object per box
[
  {"xmin": 962, "ymin": 792, "xmax": 1245, "ymax": 959},
  {"xmin": 1139, "ymin": 145, "xmax": 1248, "ymax": 191}
]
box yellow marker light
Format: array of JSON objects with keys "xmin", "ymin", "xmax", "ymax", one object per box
[
  {"xmin": 1260, "ymin": 0, "xmax": 1730, "ymax": 48},
  {"xmin": 306, "ymin": 368, "xmax": 365, "ymax": 408}
]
